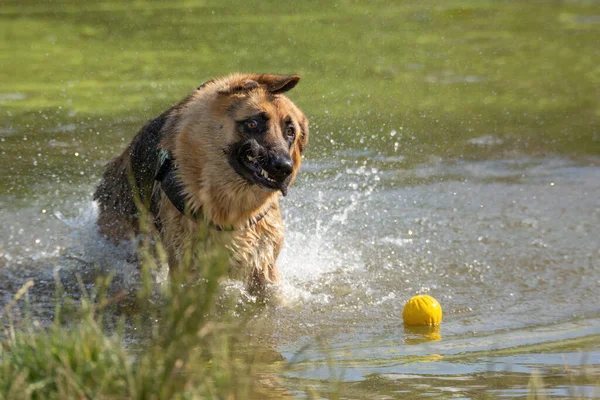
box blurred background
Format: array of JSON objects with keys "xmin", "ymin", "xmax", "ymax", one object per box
[{"xmin": 1, "ymin": 1, "xmax": 599, "ymax": 398}]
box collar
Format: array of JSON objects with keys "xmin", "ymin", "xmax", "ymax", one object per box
[{"xmin": 154, "ymin": 150, "xmax": 270, "ymax": 232}]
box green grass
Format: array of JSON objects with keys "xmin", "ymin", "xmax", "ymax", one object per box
[{"xmin": 0, "ymin": 232, "xmax": 282, "ymax": 399}]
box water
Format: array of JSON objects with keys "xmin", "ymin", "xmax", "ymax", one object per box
[
  {"xmin": 2, "ymin": 150, "xmax": 598, "ymax": 397},
  {"xmin": 2, "ymin": 1, "xmax": 600, "ymax": 397},
  {"xmin": 274, "ymin": 156, "xmax": 600, "ymax": 397}
]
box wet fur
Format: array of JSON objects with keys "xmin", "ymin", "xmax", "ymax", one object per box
[{"xmin": 94, "ymin": 74, "xmax": 309, "ymax": 296}]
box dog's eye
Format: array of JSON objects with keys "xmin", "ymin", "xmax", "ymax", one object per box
[
  {"xmin": 286, "ymin": 125, "xmax": 295, "ymax": 138},
  {"xmin": 246, "ymin": 120, "xmax": 258, "ymax": 130}
]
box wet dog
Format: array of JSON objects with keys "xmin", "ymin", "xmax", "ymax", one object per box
[{"xmin": 93, "ymin": 74, "xmax": 308, "ymax": 297}]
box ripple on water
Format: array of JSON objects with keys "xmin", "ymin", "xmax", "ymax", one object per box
[{"xmin": 1, "ymin": 156, "xmax": 599, "ymax": 388}]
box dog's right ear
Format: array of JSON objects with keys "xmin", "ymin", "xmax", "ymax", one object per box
[{"xmin": 254, "ymin": 74, "xmax": 301, "ymax": 94}]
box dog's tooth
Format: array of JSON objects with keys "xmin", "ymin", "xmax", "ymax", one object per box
[
  {"xmin": 261, "ymin": 169, "xmax": 269, "ymax": 178},
  {"xmin": 247, "ymin": 155, "xmax": 254, "ymax": 161}
]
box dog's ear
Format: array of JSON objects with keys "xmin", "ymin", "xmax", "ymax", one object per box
[
  {"xmin": 219, "ymin": 74, "xmax": 301, "ymax": 95},
  {"xmin": 254, "ymin": 74, "xmax": 301, "ymax": 94},
  {"xmin": 218, "ymin": 79, "xmax": 260, "ymax": 95}
]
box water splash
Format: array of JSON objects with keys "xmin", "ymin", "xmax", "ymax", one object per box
[{"xmin": 278, "ymin": 165, "xmax": 381, "ymax": 304}]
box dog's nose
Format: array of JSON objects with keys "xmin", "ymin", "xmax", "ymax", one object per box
[{"xmin": 269, "ymin": 154, "xmax": 293, "ymax": 177}]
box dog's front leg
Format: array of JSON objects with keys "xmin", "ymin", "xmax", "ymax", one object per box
[{"xmin": 248, "ymin": 264, "xmax": 281, "ymax": 303}]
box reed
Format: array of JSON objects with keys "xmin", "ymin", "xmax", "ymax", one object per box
[{"xmin": 0, "ymin": 229, "xmax": 276, "ymax": 400}]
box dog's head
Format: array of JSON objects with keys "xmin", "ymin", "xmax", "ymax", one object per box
[
  {"xmin": 198, "ymin": 74, "xmax": 309, "ymax": 197},
  {"xmin": 168, "ymin": 73, "xmax": 309, "ymax": 224}
]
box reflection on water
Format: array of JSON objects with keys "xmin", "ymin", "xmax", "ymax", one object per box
[{"xmin": 403, "ymin": 325, "xmax": 442, "ymax": 344}]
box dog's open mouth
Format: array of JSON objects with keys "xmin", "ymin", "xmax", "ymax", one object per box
[
  {"xmin": 239, "ymin": 153, "xmax": 280, "ymax": 191},
  {"xmin": 228, "ymin": 141, "xmax": 289, "ymax": 194}
]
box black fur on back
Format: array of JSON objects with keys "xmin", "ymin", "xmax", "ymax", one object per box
[
  {"xmin": 93, "ymin": 91, "xmax": 193, "ymax": 237},
  {"xmin": 93, "ymin": 111, "xmax": 171, "ymax": 236}
]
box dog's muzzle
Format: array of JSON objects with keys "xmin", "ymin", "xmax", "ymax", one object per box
[{"xmin": 229, "ymin": 140, "xmax": 294, "ymax": 195}]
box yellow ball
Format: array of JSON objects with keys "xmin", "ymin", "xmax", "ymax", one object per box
[{"xmin": 402, "ymin": 295, "xmax": 443, "ymax": 326}]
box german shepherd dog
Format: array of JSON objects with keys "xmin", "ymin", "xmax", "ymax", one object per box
[{"xmin": 94, "ymin": 74, "xmax": 308, "ymax": 297}]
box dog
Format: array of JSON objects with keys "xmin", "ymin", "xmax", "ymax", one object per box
[{"xmin": 93, "ymin": 74, "xmax": 309, "ymax": 297}]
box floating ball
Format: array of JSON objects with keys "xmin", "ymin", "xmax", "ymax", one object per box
[{"xmin": 402, "ymin": 295, "xmax": 442, "ymax": 326}]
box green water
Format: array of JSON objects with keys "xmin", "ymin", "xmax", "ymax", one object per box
[{"xmin": 1, "ymin": 1, "xmax": 600, "ymax": 398}]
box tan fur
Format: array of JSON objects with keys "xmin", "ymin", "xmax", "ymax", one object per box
[{"xmin": 94, "ymin": 73, "xmax": 309, "ymax": 297}]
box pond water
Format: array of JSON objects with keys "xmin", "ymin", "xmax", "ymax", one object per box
[{"xmin": 1, "ymin": 1, "xmax": 599, "ymax": 398}]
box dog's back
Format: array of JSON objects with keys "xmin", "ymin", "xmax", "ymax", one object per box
[
  {"xmin": 94, "ymin": 105, "xmax": 185, "ymax": 239},
  {"xmin": 94, "ymin": 116, "xmax": 162, "ymax": 239}
]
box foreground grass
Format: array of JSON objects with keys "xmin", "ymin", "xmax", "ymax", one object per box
[{"xmin": 0, "ymin": 236, "xmax": 281, "ymax": 400}]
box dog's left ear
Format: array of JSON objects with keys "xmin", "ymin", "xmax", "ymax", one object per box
[
  {"xmin": 219, "ymin": 74, "xmax": 301, "ymax": 95},
  {"xmin": 255, "ymin": 74, "xmax": 301, "ymax": 94},
  {"xmin": 218, "ymin": 78, "xmax": 260, "ymax": 95}
]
